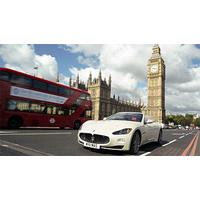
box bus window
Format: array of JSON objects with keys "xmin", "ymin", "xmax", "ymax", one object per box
[
  {"xmin": 58, "ymin": 87, "xmax": 73, "ymax": 97},
  {"xmin": 30, "ymin": 103, "xmax": 42, "ymax": 113},
  {"xmin": 63, "ymin": 108, "xmax": 69, "ymax": 115},
  {"xmin": 48, "ymin": 84, "xmax": 58, "ymax": 94},
  {"xmin": 7, "ymin": 100, "xmax": 29, "ymax": 112},
  {"xmin": 33, "ymin": 80, "xmax": 47, "ymax": 91},
  {"xmin": 52, "ymin": 107, "xmax": 57, "ymax": 115},
  {"xmin": 17, "ymin": 101, "xmax": 29, "ymax": 112},
  {"xmin": 79, "ymin": 94, "xmax": 87, "ymax": 100},
  {"xmin": 78, "ymin": 93, "xmax": 91, "ymax": 101},
  {"xmin": 86, "ymin": 94, "xmax": 91, "ymax": 100},
  {"xmin": 0, "ymin": 71, "xmax": 10, "ymax": 81},
  {"xmin": 85, "ymin": 110, "xmax": 92, "ymax": 118},
  {"xmin": 57, "ymin": 107, "xmax": 68, "ymax": 115},
  {"xmin": 69, "ymin": 109, "xmax": 75, "ymax": 115},
  {"xmin": 80, "ymin": 110, "xmax": 92, "ymax": 118},
  {"xmin": 76, "ymin": 99, "xmax": 83, "ymax": 105},
  {"xmin": 57, "ymin": 107, "xmax": 64, "ymax": 115},
  {"xmin": 11, "ymin": 74, "xmax": 32, "ymax": 87},
  {"xmin": 7, "ymin": 100, "xmax": 17, "ymax": 110},
  {"xmin": 47, "ymin": 106, "xmax": 52, "ymax": 115}
]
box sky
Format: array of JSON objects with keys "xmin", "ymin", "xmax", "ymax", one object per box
[{"xmin": 0, "ymin": 44, "xmax": 200, "ymax": 115}]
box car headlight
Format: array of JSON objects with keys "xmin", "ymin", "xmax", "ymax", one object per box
[{"xmin": 112, "ymin": 128, "xmax": 132, "ymax": 135}]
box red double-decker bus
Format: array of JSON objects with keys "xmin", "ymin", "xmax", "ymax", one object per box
[{"xmin": 0, "ymin": 67, "xmax": 92, "ymax": 129}]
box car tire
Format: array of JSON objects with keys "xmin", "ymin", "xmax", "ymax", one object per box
[
  {"xmin": 8, "ymin": 116, "xmax": 23, "ymax": 129},
  {"xmin": 129, "ymin": 132, "xmax": 141, "ymax": 155},
  {"xmin": 74, "ymin": 120, "xmax": 81, "ymax": 130},
  {"xmin": 157, "ymin": 129, "xmax": 163, "ymax": 145}
]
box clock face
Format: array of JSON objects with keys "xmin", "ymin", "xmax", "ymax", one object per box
[{"xmin": 150, "ymin": 65, "xmax": 158, "ymax": 73}]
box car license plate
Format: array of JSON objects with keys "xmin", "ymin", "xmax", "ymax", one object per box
[{"xmin": 84, "ymin": 142, "xmax": 100, "ymax": 149}]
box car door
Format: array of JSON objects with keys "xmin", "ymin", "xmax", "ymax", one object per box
[
  {"xmin": 151, "ymin": 122, "xmax": 161, "ymax": 141},
  {"xmin": 143, "ymin": 116, "xmax": 155, "ymax": 143}
]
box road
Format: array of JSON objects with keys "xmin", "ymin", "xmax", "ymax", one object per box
[{"xmin": 0, "ymin": 128, "xmax": 199, "ymax": 156}]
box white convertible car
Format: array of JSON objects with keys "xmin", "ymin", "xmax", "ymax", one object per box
[{"xmin": 78, "ymin": 112, "xmax": 163, "ymax": 154}]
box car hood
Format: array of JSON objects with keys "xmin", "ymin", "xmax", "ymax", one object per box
[{"xmin": 80, "ymin": 120, "xmax": 142, "ymax": 135}]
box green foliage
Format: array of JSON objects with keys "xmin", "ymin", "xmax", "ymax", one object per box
[
  {"xmin": 194, "ymin": 118, "xmax": 200, "ymax": 127},
  {"xmin": 166, "ymin": 114, "xmax": 198, "ymax": 126}
]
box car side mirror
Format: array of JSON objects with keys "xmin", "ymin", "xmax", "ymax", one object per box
[{"xmin": 145, "ymin": 119, "xmax": 154, "ymax": 124}]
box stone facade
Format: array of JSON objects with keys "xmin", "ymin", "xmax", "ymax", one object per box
[
  {"xmin": 143, "ymin": 44, "xmax": 166, "ymax": 123},
  {"xmin": 87, "ymin": 71, "xmax": 141, "ymax": 120},
  {"xmin": 70, "ymin": 70, "xmax": 142, "ymax": 120}
]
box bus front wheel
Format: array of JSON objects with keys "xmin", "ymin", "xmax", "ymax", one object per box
[
  {"xmin": 74, "ymin": 120, "xmax": 81, "ymax": 130},
  {"xmin": 8, "ymin": 116, "xmax": 23, "ymax": 129}
]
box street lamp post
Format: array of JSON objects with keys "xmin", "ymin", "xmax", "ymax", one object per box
[{"xmin": 34, "ymin": 66, "xmax": 38, "ymax": 77}]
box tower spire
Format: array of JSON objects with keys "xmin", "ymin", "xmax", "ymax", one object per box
[
  {"xmin": 76, "ymin": 73, "xmax": 79, "ymax": 84},
  {"xmin": 152, "ymin": 44, "xmax": 161, "ymax": 58},
  {"xmin": 89, "ymin": 71, "xmax": 92, "ymax": 83},
  {"xmin": 109, "ymin": 74, "xmax": 111, "ymax": 87},
  {"xmin": 98, "ymin": 69, "xmax": 102, "ymax": 80},
  {"xmin": 69, "ymin": 76, "xmax": 72, "ymax": 87}
]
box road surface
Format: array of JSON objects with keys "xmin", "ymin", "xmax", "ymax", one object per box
[{"xmin": 0, "ymin": 128, "xmax": 199, "ymax": 156}]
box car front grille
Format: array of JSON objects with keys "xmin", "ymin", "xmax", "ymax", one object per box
[{"xmin": 79, "ymin": 133, "xmax": 110, "ymax": 144}]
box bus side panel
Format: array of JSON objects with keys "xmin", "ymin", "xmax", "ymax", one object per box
[
  {"xmin": 0, "ymin": 83, "xmax": 2, "ymax": 127},
  {"xmin": 0, "ymin": 82, "xmax": 9, "ymax": 128}
]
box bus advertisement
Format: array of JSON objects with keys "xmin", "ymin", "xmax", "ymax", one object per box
[{"xmin": 0, "ymin": 67, "xmax": 92, "ymax": 129}]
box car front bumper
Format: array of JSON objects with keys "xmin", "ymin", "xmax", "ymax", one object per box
[{"xmin": 78, "ymin": 133, "xmax": 132, "ymax": 151}]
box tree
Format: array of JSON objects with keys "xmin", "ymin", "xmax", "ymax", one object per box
[
  {"xmin": 194, "ymin": 118, "xmax": 200, "ymax": 127},
  {"xmin": 185, "ymin": 114, "xmax": 193, "ymax": 126}
]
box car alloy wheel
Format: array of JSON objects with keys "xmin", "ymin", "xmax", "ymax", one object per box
[
  {"xmin": 130, "ymin": 132, "xmax": 140, "ymax": 155},
  {"xmin": 158, "ymin": 129, "xmax": 163, "ymax": 145}
]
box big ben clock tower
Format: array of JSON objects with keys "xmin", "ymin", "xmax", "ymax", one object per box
[{"xmin": 146, "ymin": 44, "xmax": 165, "ymax": 123}]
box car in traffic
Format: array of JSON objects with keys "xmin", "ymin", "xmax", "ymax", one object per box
[{"xmin": 78, "ymin": 112, "xmax": 163, "ymax": 154}]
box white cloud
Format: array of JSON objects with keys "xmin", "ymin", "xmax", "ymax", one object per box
[
  {"xmin": 63, "ymin": 44, "xmax": 103, "ymax": 57},
  {"xmin": 66, "ymin": 44, "xmax": 200, "ymax": 114},
  {"xmin": 0, "ymin": 44, "xmax": 58, "ymax": 81}
]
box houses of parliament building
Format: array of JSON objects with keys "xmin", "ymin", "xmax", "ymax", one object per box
[{"xmin": 69, "ymin": 44, "xmax": 166, "ymax": 123}]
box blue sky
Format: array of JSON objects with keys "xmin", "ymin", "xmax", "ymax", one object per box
[{"xmin": 34, "ymin": 44, "xmax": 88, "ymax": 76}]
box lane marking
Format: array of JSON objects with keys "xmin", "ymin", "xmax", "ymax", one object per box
[
  {"xmin": 179, "ymin": 135, "xmax": 185, "ymax": 139},
  {"xmin": 0, "ymin": 132, "xmax": 73, "ymax": 136},
  {"xmin": 172, "ymin": 133, "xmax": 185, "ymax": 136},
  {"xmin": 1, "ymin": 144, "xmax": 9, "ymax": 147},
  {"xmin": 0, "ymin": 131, "xmax": 20, "ymax": 134},
  {"xmin": 0, "ymin": 139, "xmax": 54, "ymax": 156},
  {"xmin": 189, "ymin": 134, "xmax": 199, "ymax": 156},
  {"xmin": 181, "ymin": 134, "xmax": 198, "ymax": 156},
  {"xmin": 140, "ymin": 152, "xmax": 151, "ymax": 156},
  {"xmin": 162, "ymin": 139, "xmax": 177, "ymax": 147}
]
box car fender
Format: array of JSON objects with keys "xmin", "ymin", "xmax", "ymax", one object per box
[{"xmin": 128, "ymin": 128, "xmax": 142, "ymax": 149}]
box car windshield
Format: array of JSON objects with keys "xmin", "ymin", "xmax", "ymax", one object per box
[{"xmin": 106, "ymin": 113, "xmax": 143, "ymax": 122}]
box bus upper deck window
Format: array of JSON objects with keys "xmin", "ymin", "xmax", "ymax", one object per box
[
  {"xmin": 48, "ymin": 84, "xmax": 58, "ymax": 94},
  {"xmin": 33, "ymin": 80, "xmax": 47, "ymax": 91},
  {"xmin": 11, "ymin": 74, "xmax": 32, "ymax": 86},
  {"xmin": 0, "ymin": 71, "xmax": 10, "ymax": 81},
  {"xmin": 59, "ymin": 87, "xmax": 73, "ymax": 97}
]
